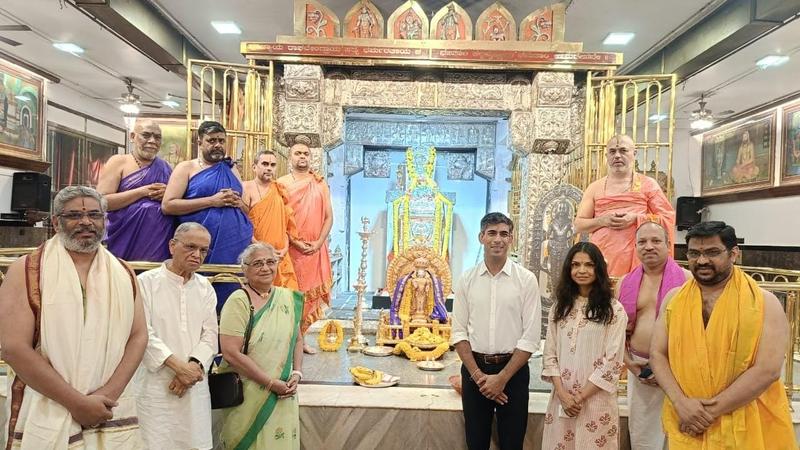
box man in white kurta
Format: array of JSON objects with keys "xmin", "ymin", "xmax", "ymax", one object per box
[{"xmin": 136, "ymin": 222, "xmax": 218, "ymax": 450}]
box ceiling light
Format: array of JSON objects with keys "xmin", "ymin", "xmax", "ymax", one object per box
[
  {"xmin": 649, "ymin": 114, "xmax": 668, "ymax": 122},
  {"xmin": 53, "ymin": 42, "xmax": 84, "ymax": 54},
  {"xmin": 690, "ymin": 95, "xmax": 714, "ymax": 130},
  {"xmin": 211, "ymin": 21, "xmax": 242, "ymax": 35},
  {"xmin": 756, "ymin": 55, "xmax": 789, "ymax": 69},
  {"xmin": 161, "ymin": 100, "xmax": 180, "ymax": 108},
  {"xmin": 119, "ymin": 103, "xmax": 140, "ymax": 115},
  {"xmin": 603, "ymin": 32, "xmax": 635, "ymax": 46},
  {"xmin": 14, "ymin": 95, "xmax": 29, "ymax": 102},
  {"xmin": 690, "ymin": 118, "xmax": 713, "ymax": 130}
]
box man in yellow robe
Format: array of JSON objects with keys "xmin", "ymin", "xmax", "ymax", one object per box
[
  {"xmin": 242, "ymin": 150, "xmax": 300, "ymax": 291},
  {"xmin": 575, "ymin": 135, "xmax": 676, "ymax": 277},
  {"xmin": 650, "ymin": 221, "xmax": 796, "ymax": 450}
]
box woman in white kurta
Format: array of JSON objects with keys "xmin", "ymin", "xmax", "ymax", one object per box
[{"xmin": 542, "ymin": 242, "xmax": 627, "ymax": 450}]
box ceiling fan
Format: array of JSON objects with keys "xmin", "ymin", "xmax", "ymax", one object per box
[
  {"xmin": 0, "ymin": 24, "xmax": 31, "ymax": 47},
  {"xmin": 96, "ymin": 78, "xmax": 164, "ymax": 113},
  {"xmin": 689, "ymin": 94, "xmax": 734, "ymax": 130}
]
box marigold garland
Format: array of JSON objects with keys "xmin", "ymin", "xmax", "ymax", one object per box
[
  {"xmin": 393, "ymin": 341, "xmax": 450, "ymax": 361},
  {"xmin": 317, "ymin": 320, "xmax": 344, "ymax": 352}
]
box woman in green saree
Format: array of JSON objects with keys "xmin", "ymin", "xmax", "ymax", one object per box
[{"xmin": 219, "ymin": 243, "xmax": 304, "ymax": 450}]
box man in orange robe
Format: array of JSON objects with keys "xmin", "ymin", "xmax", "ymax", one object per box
[
  {"xmin": 242, "ymin": 150, "xmax": 299, "ymax": 290},
  {"xmin": 277, "ymin": 140, "xmax": 333, "ymax": 354},
  {"xmin": 574, "ymin": 135, "xmax": 675, "ymax": 277}
]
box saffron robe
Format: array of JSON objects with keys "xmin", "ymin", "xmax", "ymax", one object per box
[
  {"xmin": 105, "ymin": 157, "xmax": 174, "ymax": 262},
  {"xmin": 663, "ymin": 267, "xmax": 796, "ymax": 450},
  {"xmin": 248, "ymin": 183, "xmax": 299, "ymax": 290},
  {"xmin": 590, "ymin": 174, "xmax": 675, "ymax": 277},
  {"xmin": 281, "ymin": 173, "xmax": 332, "ymax": 332}
]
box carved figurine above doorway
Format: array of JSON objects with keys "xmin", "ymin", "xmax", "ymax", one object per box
[{"xmin": 344, "ymin": 0, "xmax": 383, "ymax": 39}]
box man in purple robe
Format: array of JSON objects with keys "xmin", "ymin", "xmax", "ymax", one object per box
[{"xmin": 98, "ymin": 119, "xmax": 175, "ymax": 261}]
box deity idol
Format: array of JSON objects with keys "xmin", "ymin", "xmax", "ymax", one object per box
[{"xmin": 390, "ymin": 251, "xmax": 448, "ymax": 326}]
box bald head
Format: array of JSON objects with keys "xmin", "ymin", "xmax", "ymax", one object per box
[
  {"xmin": 636, "ymin": 221, "xmax": 669, "ymax": 242},
  {"xmin": 635, "ymin": 221, "xmax": 670, "ymax": 268},
  {"xmin": 289, "ymin": 143, "xmax": 311, "ymax": 172},
  {"xmin": 131, "ymin": 119, "xmax": 162, "ymax": 161},
  {"xmin": 606, "ymin": 134, "xmax": 635, "ymax": 173}
]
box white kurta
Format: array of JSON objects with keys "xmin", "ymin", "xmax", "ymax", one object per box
[{"xmin": 136, "ymin": 264, "xmax": 218, "ymax": 450}]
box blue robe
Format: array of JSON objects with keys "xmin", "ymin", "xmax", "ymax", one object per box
[{"xmin": 179, "ymin": 160, "xmax": 253, "ymax": 310}]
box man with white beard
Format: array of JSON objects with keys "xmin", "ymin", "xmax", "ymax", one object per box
[{"xmin": 0, "ymin": 186, "xmax": 147, "ymax": 449}]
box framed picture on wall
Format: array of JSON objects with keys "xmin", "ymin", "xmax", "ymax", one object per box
[
  {"xmin": 137, "ymin": 115, "xmax": 197, "ymax": 166},
  {"xmin": 0, "ymin": 61, "xmax": 47, "ymax": 170},
  {"xmin": 700, "ymin": 111, "xmax": 776, "ymax": 196},
  {"xmin": 780, "ymin": 103, "xmax": 800, "ymax": 186}
]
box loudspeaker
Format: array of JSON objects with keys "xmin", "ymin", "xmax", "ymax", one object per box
[
  {"xmin": 676, "ymin": 196, "xmax": 704, "ymax": 231},
  {"xmin": 11, "ymin": 172, "xmax": 51, "ymax": 212}
]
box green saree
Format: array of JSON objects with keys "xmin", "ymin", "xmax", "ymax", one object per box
[{"xmin": 219, "ymin": 287, "xmax": 304, "ymax": 450}]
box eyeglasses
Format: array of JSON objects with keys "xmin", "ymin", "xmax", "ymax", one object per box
[
  {"xmin": 686, "ymin": 248, "xmax": 728, "ymax": 260},
  {"xmin": 244, "ymin": 258, "xmax": 277, "ymax": 269},
  {"xmin": 58, "ymin": 211, "xmax": 105, "ymax": 221},
  {"xmin": 173, "ymin": 239, "xmax": 209, "ymax": 255}
]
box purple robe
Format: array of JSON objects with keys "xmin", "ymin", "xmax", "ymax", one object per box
[{"xmin": 105, "ymin": 157, "xmax": 174, "ymax": 262}]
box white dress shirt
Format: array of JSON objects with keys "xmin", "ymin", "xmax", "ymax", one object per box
[
  {"xmin": 135, "ymin": 264, "xmax": 218, "ymax": 450},
  {"xmin": 451, "ymin": 258, "xmax": 542, "ymax": 354}
]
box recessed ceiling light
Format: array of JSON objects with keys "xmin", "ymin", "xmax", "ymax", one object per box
[
  {"xmin": 211, "ymin": 21, "xmax": 242, "ymax": 35},
  {"xmin": 161, "ymin": 100, "xmax": 180, "ymax": 108},
  {"xmin": 53, "ymin": 42, "xmax": 84, "ymax": 54},
  {"xmin": 603, "ymin": 32, "xmax": 635, "ymax": 46},
  {"xmin": 649, "ymin": 114, "xmax": 668, "ymax": 122},
  {"xmin": 756, "ymin": 55, "xmax": 789, "ymax": 69}
]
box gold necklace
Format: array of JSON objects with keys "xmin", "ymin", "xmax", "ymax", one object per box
[{"xmin": 247, "ymin": 283, "xmax": 272, "ymax": 299}]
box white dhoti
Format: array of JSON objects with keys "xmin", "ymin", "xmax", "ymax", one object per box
[{"xmin": 626, "ymin": 353, "xmax": 667, "ymax": 450}]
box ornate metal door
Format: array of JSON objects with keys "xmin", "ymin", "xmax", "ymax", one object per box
[
  {"xmin": 185, "ymin": 59, "xmax": 279, "ymax": 179},
  {"xmin": 582, "ymin": 73, "xmax": 678, "ymax": 197}
]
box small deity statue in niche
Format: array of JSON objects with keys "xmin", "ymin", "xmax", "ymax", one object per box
[
  {"xmin": 542, "ymin": 198, "xmax": 576, "ymax": 295},
  {"xmin": 354, "ymin": 6, "xmax": 376, "ymax": 38},
  {"xmin": 399, "ymin": 13, "xmax": 422, "ymax": 39},
  {"xmin": 410, "ymin": 256, "xmax": 433, "ymax": 323},
  {"xmin": 439, "ymin": 4, "xmax": 460, "ymax": 40},
  {"xmin": 306, "ymin": 8, "xmax": 329, "ymax": 37},
  {"xmin": 489, "ymin": 24, "xmax": 506, "ymax": 41}
]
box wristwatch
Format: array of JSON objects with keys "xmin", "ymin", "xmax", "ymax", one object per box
[{"xmin": 188, "ymin": 357, "xmax": 204, "ymax": 371}]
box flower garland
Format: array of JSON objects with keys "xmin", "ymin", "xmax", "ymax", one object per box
[
  {"xmin": 392, "ymin": 341, "xmax": 450, "ymax": 361},
  {"xmin": 317, "ymin": 320, "xmax": 344, "ymax": 352}
]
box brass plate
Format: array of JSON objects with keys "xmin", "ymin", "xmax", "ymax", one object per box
[
  {"xmin": 416, "ymin": 361, "xmax": 445, "ymax": 371},
  {"xmin": 362, "ymin": 346, "xmax": 394, "ymax": 357}
]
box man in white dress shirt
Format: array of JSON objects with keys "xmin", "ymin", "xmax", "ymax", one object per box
[
  {"xmin": 136, "ymin": 222, "xmax": 218, "ymax": 450},
  {"xmin": 452, "ymin": 212, "xmax": 542, "ymax": 450}
]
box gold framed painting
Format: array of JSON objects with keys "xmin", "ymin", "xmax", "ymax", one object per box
[
  {"xmin": 700, "ymin": 111, "xmax": 776, "ymax": 196},
  {"xmin": 780, "ymin": 102, "xmax": 800, "ymax": 186},
  {"xmin": 0, "ymin": 61, "xmax": 47, "ymax": 171}
]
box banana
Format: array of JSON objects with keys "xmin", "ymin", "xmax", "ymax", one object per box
[{"xmin": 350, "ymin": 366, "xmax": 384, "ymax": 384}]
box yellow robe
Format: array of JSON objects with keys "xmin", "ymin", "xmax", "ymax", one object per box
[{"xmin": 663, "ymin": 267, "xmax": 796, "ymax": 450}]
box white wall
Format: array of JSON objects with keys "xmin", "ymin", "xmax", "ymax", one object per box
[{"xmin": 671, "ymin": 119, "xmax": 800, "ymax": 247}]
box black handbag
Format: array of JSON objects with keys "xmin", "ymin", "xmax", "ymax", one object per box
[{"xmin": 208, "ymin": 291, "xmax": 255, "ymax": 409}]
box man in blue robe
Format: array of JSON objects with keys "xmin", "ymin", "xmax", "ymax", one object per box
[{"xmin": 162, "ymin": 121, "xmax": 253, "ymax": 308}]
